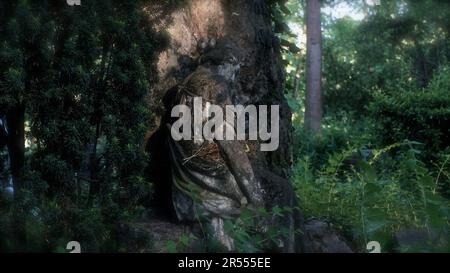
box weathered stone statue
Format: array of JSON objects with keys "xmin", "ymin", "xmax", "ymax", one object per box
[
  {"xmin": 165, "ymin": 41, "xmax": 267, "ymax": 249},
  {"xmin": 146, "ymin": 0, "xmax": 304, "ymax": 252}
]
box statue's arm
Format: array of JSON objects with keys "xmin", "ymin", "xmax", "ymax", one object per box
[{"xmin": 215, "ymin": 138, "xmax": 264, "ymax": 208}]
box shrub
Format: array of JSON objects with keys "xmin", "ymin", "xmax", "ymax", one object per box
[
  {"xmin": 369, "ymin": 67, "xmax": 450, "ymax": 157},
  {"xmin": 293, "ymin": 140, "xmax": 450, "ymax": 252}
]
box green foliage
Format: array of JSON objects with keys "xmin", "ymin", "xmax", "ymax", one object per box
[
  {"xmin": 222, "ymin": 207, "xmax": 298, "ymax": 253},
  {"xmin": 293, "ymin": 125, "xmax": 450, "ymax": 252},
  {"xmin": 166, "ymin": 234, "xmax": 198, "ymax": 253},
  {"xmin": 0, "ymin": 0, "xmax": 163, "ymax": 252},
  {"xmin": 369, "ymin": 67, "xmax": 450, "ymax": 156},
  {"xmin": 282, "ymin": 0, "xmax": 450, "ymax": 252},
  {"xmin": 0, "ymin": 195, "xmax": 137, "ymax": 252},
  {"xmin": 322, "ymin": 17, "xmax": 374, "ymax": 114},
  {"xmin": 165, "ymin": 206, "xmax": 300, "ymax": 253}
]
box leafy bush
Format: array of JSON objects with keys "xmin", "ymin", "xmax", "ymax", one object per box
[
  {"xmin": 293, "ymin": 138, "xmax": 450, "ymax": 253},
  {"xmin": 165, "ymin": 206, "xmax": 300, "ymax": 253},
  {"xmin": 369, "ymin": 67, "xmax": 450, "ymax": 156},
  {"xmin": 293, "ymin": 114, "xmax": 376, "ymax": 170}
]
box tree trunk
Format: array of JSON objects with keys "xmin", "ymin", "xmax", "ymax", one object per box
[
  {"xmin": 146, "ymin": 0, "xmax": 304, "ymax": 252},
  {"xmin": 6, "ymin": 103, "xmax": 27, "ymax": 251},
  {"xmin": 6, "ymin": 103, "xmax": 25, "ymax": 200},
  {"xmin": 305, "ymin": 0, "xmax": 323, "ymax": 134}
]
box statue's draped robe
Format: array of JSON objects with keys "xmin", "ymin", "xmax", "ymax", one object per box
[{"xmin": 167, "ymin": 65, "xmax": 264, "ymax": 222}]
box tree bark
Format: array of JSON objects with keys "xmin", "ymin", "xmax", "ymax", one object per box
[
  {"xmin": 6, "ymin": 103, "xmax": 25, "ymax": 200},
  {"xmin": 6, "ymin": 103, "xmax": 27, "ymax": 251},
  {"xmin": 305, "ymin": 0, "xmax": 323, "ymax": 134}
]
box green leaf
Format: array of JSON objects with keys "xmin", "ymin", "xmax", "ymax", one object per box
[{"xmin": 166, "ymin": 241, "xmax": 177, "ymax": 253}]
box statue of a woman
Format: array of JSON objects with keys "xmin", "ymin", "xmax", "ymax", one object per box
[{"xmin": 165, "ymin": 46, "xmax": 265, "ymax": 249}]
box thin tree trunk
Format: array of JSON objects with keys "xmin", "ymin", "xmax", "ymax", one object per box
[
  {"xmin": 6, "ymin": 103, "xmax": 25, "ymax": 200},
  {"xmin": 88, "ymin": 40, "xmax": 110, "ymax": 204},
  {"xmin": 305, "ymin": 0, "xmax": 323, "ymax": 134},
  {"xmin": 87, "ymin": 121, "xmax": 100, "ymax": 205},
  {"xmin": 6, "ymin": 103, "xmax": 26, "ymax": 251}
]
